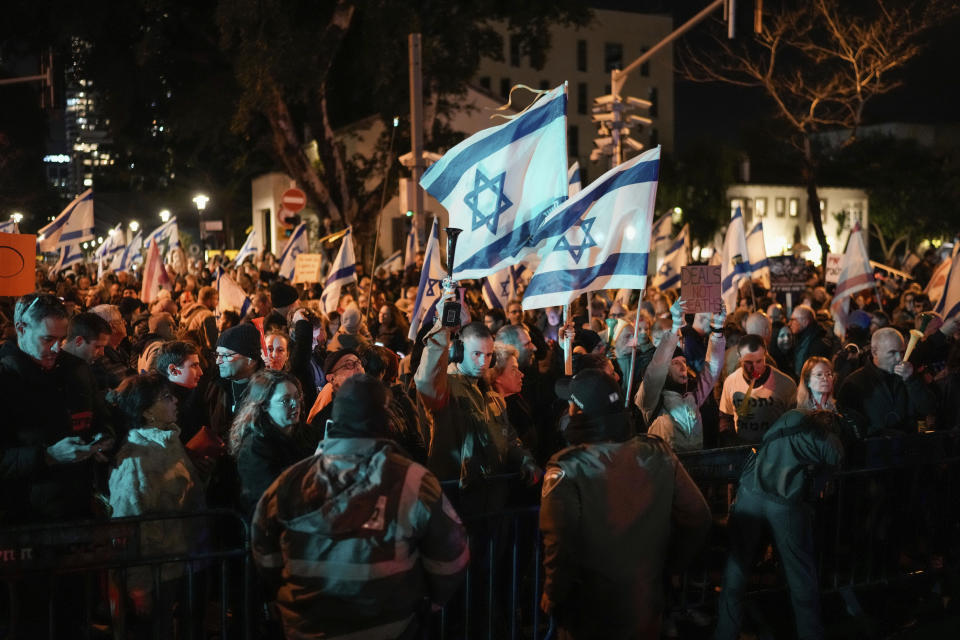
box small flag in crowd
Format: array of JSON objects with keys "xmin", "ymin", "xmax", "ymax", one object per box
[
  {"xmin": 113, "ymin": 232, "xmax": 143, "ymax": 273},
  {"xmin": 568, "ymin": 162, "xmax": 581, "ymax": 197},
  {"xmin": 482, "ymin": 265, "xmax": 519, "ymax": 309},
  {"xmin": 217, "ymin": 270, "xmax": 252, "ymax": 317},
  {"xmin": 234, "ymin": 228, "xmax": 262, "ymax": 266},
  {"xmin": 95, "ymin": 224, "xmax": 126, "ymax": 279},
  {"xmin": 140, "ymin": 240, "xmax": 172, "ymax": 304},
  {"xmin": 522, "ymin": 146, "xmax": 661, "ymax": 310},
  {"xmin": 144, "ymin": 217, "xmax": 181, "ymax": 256},
  {"xmin": 934, "ymin": 252, "xmax": 960, "ymax": 319},
  {"xmin": 320, "ymin": 227, "xmax": 357, "ymax": 316},
  {"xmin": 650, "ymin": 212, "xmax": 673, "ymax": 253},
  {"xmin": 0, "ymin": 220, "xmax": 19, "ymax": 234},
  {"xmin": 278, "ymin": 223, "xmax": 309, "ymax": 281},
  {"xmin": 720, "ymin": 207, "xmax": 750, "ymax": 314},
  {"xmin": 925, "ymin": 257, "xmax": 953, "ymax": 305},
  {"xmin": 653, "ymin": 223, "xmax": 689, "ymax": 291},
  {"xmin": 420, "ymin": 84, "xmax": 568, "ymax": 280},
  {"xmin": 408, "ymin": 218, "xmax": 446, "ymax": 340},
  {"xmin": 747, "ymin": 222, "xmax": 771, "ymax": 290},
  {"xmin": 403, "ymin": 223, "xmax": 421, "ymax": 271},
  {"xmin": 38, "ymin": 189, "xmax": 95, "ymax": 256},
  {"xmin": 830, "ymin": 224, "xmax": 876, "ymax": 338},
  {"xmin": 376, "ymin": 249, "xmax": 403, "ymax": 275}
]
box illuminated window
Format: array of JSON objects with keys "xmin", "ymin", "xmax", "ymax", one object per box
[
  {"xmin": 775, "ymin": 198, "xmax": 786, "ymax": 217},
  {"xmin": 789, "ymin": 198, "xmax": 800, "ymax": 217},
  {"xmin": 755, "ymin": 197, "xmax": 767, "ymax": 217},
  {"xmin": 730, "ymin": 198, "xmax": 744, "ymax": 217}
]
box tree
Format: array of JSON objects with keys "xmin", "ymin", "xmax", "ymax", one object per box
[{"xmin": 680, "ymin": 0, "xmax": 957, "ymax": 269}]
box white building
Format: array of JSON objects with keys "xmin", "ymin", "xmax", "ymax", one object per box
[{"xmin": 725, "ymin": 184, "xmax": 869, "ymax": 263}]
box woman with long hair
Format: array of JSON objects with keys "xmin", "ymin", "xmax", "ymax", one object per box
[
  {"xmin": 375, "ymin": 303, "xmax": 411, "ymax": 355},
  {"xmin": 107, "ymin": 372, "xmax": 205, "ymax": 633},
  {"xmin": 229, "ymin": 369, "xmax": 311, "ymax": 518},
  {"xmin": 796, "ymin": 356, "xmax": 838, "ymax": 411}
]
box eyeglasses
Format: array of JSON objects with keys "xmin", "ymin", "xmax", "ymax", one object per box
[
  {"xmin": 330, "ymin": 359, "xmax": 362, "ymax": 375},
  {"xmin": 215, "ymin": 351, "xmax": 244, "ymax": 362}
]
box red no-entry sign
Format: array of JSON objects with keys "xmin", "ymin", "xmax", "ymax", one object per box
[{"xmin": 281, "ymin": 188, "xmax": 307, "ymax": 213}]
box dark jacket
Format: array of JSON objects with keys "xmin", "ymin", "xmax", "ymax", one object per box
[
  {"xmin": 791, "ymin": 323, "xmax": 835, "ymax": 379},
  {"xmin": 0, "ymin": 342, "xmax": 95, "ymax": 522},
  {"xmin": 236, "ymin": 424, "xmax": 312, "ymax": 519},
  {"xmin": 837, "ymin": 360, "xmax": 936, "ymax": 436}
]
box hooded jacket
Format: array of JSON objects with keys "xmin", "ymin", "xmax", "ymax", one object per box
[{"xmin": 251, "ymin": 438, "xmax": 469, "ymax": 640}]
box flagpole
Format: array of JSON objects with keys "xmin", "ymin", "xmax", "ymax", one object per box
[
  {"xmin": 623, "ymin": 290, "xmax": 644, "ymax": 408},
  {"xmin": 563, "ymin": 305, "xmax": 573, "ymax": 376},
  {"xmin": 367, "ymin": 116, "xmax": 400, "ymax": 323}
]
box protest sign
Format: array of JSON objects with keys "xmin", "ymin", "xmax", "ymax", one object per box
[
  {"xmin": 292, "ymin": 253, "xmax": 324, "ymax": 284},
  {"xmin": 681, "ymin": 265, "xmax": 723, "ymax": 314},
  {"xmin": 0, "ymin": 233, "xmax": 37, "ymax": 297},
  {"xmin": 825, "ymin": 253, "xmax": 842, "ymax": 284},
  {"xmin": 768, "ymin": 256, "xmax": 814, "ymax": 292}
]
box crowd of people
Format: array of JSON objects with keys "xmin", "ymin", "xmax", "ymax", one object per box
[{"xmin": 1, "ymin": 243, "xmax": 958, "ymax": 639}]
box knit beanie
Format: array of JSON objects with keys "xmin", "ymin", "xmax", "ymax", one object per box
[
  {"xmin": 270, "ymin": 281, "xmax": 299, "ymax": 309},
  {"xmin": 327, "ymin": 374, "xmax": 390, "ymax": 439},
  {"xmin": 216, "ymin": 323, "xmax": 263, "ymax": 361},
  {"xmin": 341, "ymin": 303, "xmax": 362, "ymax": 334}
]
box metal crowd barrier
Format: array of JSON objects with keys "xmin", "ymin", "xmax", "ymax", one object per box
[{"xmin": 0, "ymin": 509, "xmax": 253, "ymax": 640}]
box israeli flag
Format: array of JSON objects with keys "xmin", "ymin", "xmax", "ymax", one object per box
[
  {"xmin": 278, "ymin": 223, "xmax": 309, "ymax": 280},
  {"xmin": 481, "ymin": 265, "xmax": 518, "ymax": 309},
  {"xmin": 0, "ymin": 220, "xmax": 19, "ymax": 234},
  {"xmin": 234, "ymin": 228, "xmax": 261, "ymax": 265},
  {"xmin": 319, "ymin": 226, "xmax": 357, "ymax": 315},
  {"xmin": 653, "ymin": 224, "xmax": 689, "ymax": 291},
  {"xmin": 376, "ymin": 249, "xmax": 403, "ymax": 274},
  {"xmin": 747, "ymin": 222, "xmax": 771, "ymax": 289},
  {"xmin": 217, "ymin": 270, "xmax": 253, "ymax": 317},
  {"xmin": 650, "ymin": 212, "xmax": 673, "ymax": 252},
  {"xmin": 420, "ymin": 84, "xmax": 568, "ymax": 280},
  {"xmin": 403, "ymin": 222, "xmax": 421, "ymax": 271},
  {"xmin": 95, "ymin": 224, "xmax": 126, "ymax": 278},
  {"xmin": 934, "ymin": 252, "xmax": 960, "ymax": 319},
  {"xmin": 143, "ymin": 217, "xmax": 181, "ymax": 256},
  {"xmin": 112, "ymin": 231, "xmax": 143, "ymax": 272},
  {"xmin": 720, "ymin": 206, "xmax": 750, "ymax": 313},
  {"xmin": 408, "ymin": 218, "xmax": 446, "ymax": 340},
  {"xmin": 38, "ymin": 189, "xmax": 95, "ymax": 254},
  {"xmin": 568, "ymin": 161, "xmax": 582, "ymax": 197},
  {"xmin": 522, "ymin": 146, "xmax": 661, "ymax": 310}
]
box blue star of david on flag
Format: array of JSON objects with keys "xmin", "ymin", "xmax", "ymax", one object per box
[
  {"xmin": 425, "ymin": 277, "xmax": 443, "ymax": 298},
  {"xmin": 499, "ymin": 277, "xmax": 511, "ymax": 297},
  {"xmin": 553, "ymin": 217, "xmax": 597, "ymax": 263},
  {"xmin": 463, "ymin": 168, "xmax": 513, "ymax": 234}
]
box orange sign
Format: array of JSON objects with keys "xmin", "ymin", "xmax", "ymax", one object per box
[{"xmin": 0, "ymin": 233, "xmax": 37, "ymax": 297}]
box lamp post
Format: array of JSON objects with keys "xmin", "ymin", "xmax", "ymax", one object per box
[
  {"xmin": 159, "ymin": 209, "xmax": 171, "ymax": 223},
  {"xmin": 11, "ymin": 212, "xmax": 23, "ymax": 224},
  {"xmin": 128, "ymin": 220, "xmax": 140, "ymax": 245},
  {"xmin": 193, "ymin": 194, "xmax": 209, "ymax": 255}
]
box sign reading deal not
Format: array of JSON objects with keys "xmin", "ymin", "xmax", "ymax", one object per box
[
  {"xmin": 292, "ymin": 253, "xmax": 324, "ymax": 284},
  {"xmin": 0, "ymin": 233, "xmax": 37, "ymax": 297},
  {"xmin": 681, "ymin": 265, "xmax": 723, "ymax": 315}
]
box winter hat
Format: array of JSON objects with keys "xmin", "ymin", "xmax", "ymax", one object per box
[
  {"xmin": 216, "ymin": 323, "xmax": 263, "ymax": 361},
  {"xmin": 323, "ymin": 348, "xmax": 361, "ymax": 375},
  {"xmin": 341, "ymin": 303, "xmax": 362, "ymax": 334},
  {"xmin": 847, "ymin": 310, "xmax": 871, "ymax": 331},
  {"xmin": 327, "ymin": 374, "xmax": 390, "ymax": 438},
  {"xmin": 270, "ymin": 281, "xmax": 299, "ymax": 309},
  {"xmin": 555, "ymin": 369, "xmax": 632, "ymax": 443}
]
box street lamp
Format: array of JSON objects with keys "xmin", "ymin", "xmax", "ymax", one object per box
[
  {"xmin": 159, "ymin": 209, "xmax": 171, "ymax": 223},
  {"xmin": 193, "ymin": 194, "xmax": 209, "ymax": 253},
  {"xmin": 11, "ymin": 212, "xmax": 23, "ymax": 224},
  {"xmin": 129, "ymin": 220, "xmax": 140, "ymax": 232}
]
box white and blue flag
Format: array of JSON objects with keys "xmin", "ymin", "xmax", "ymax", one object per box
[
  {"xmin": 234, "ymin": 228, "xmax": 262, "ymax": 265},
  {"xmin": 747, "ymin": 222, "xmax": 771, "ymax": 289},
  {"xmin": 0, "ymin": 220, "xmax": 19, "ymax": 234},
  {"xmin": 143, "ymin": 217, "xmax": 181, "ymax": 256},
  {"xmin": 522, "ymin": 146, "xmax": 661, "ymax": 310},
  {"xmin": 408, "ymin": 218, "xmax": 446, "ymax": 340},
  {"xmin": 278, "ymin": 223, "xmax": 309, "ymax": 281},
  {"xmin": 934, "ymin": 252, "xmax": 960, "ymax": 319},
  {"xmin": 568, "ymin": 161, "xmax": 582, "ymax": 197},
  {"xmin": 650, "ymin": 212, "xmax": 673, "ymax": 253},
  {"xmin": 720, "ymin": 206, "xmax": 751, "ymax": 313},
  {"xmin": 320, "ymin": 226, "xmax": 356, "ymax": 315},
  {"xmin": 482, "ymin": 265, "xmax": 520, "ymax": 310},
  {"xmin": 653, "ymin": 223, "xmax": 689, "ymax": 291},
  {"xmin": 112, "ymin": 231, "xmax": 143, "ymax": 272},
  {"xmin": 376, "ymin": 249, "xmax": 403, "ymax": 274},
  {"xmin": 217, "ymin": 269, "xmax": 253, "ymax": 317},
  {"xmin": 403, "ymin": 222, "xmax": 421, "ymax": 271},
  {"xmin": 420, "ymin": 84, "xmax": 568, "ymax": 280},
  {"xmin": 95, "ymin": 224, "xmax": 126, "ymax": 278},
  {"xmin": 38, "ymin": 189, "xmax": 95, "ymax": 255}
]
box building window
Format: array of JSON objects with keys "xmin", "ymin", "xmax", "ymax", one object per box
[
  {"xmin": 648, "ymin": 87, "xmax": 658, "ymax": 118},
  {"xmin": 479, "ymin": 76, "xmax": 491, "ymax": 92},
  {"xmin": 509, "ymin": 35, "xmax": 521, "ymax": 67},
  {"xmin": 577, "ymin": 40, "xmax": 587, "ymax": 72},
  {"xmin": 731, "ymin": 198, "xmax": 745, "ymax": 217},
  {"xmin": 789, "ymin": 198, "xmax": 800, "ymax": 217},
  {"xmin": 755, "ymin": 197, "xmax": 767, "ymax": 217},
  {"xmin": 604, "ymin": 42, "xmax": 623, "ymax": 72},
  {"xmin": 577, "ymin": 83, "xmax": 588, "ymax": 115},
  {"xmin": 500, "ymin": 77, "xmax": 511, "ymax": 99},
  {"xmin": 775, "ymin": 197, "xmax": 786, "ymax": 217},
  {"xmin": 640, "ymin": 47, "xmax": 650, "ymax": 77},
  {"xmin": 819, "ymin": 199, "xmax": 827, "ymax": 213},
  {"xmin": 568, "ymin": 125, "xmax": 579, "ymax": 158}
]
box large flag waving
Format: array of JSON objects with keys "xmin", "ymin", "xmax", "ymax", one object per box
[
  {"xmin": 420, "ymin": 84, "xmax": 568, "ymax": 280},
  {"xmin": 320, "ymin": 227, "xmax": 357, "ymax": 315},
  {"xmin": 925, "ymin": 257, "xmax": 953, "ymax": 305},
  {"xmin": 933, "ymin": 252, "xmax": 960, "ymax": 319},
  {"xmin": 720, "ymin": 207, "xmax": 750, "ymax": 314},
  {"xmin": 234, "ymin": 228, "xmax": 262, "ymax": 265},
  {"xmin": 653, "ymin": 224, "xmax": 689, "ymax": 291},
  {"xmin": 830, "ymin": 224, "xmax": 876, "ymax": 338},
  {"xmin": 278, "ymin": 223, "xmax": 309, "ymax": 280},
  {"xmin": 568, "ymin": 162, "xmax": 582, "ymax": 197},
  {"xmin": 408, "ymin": 218, "xmax": 445, "ymax": 339},
  {"xmin": 217, "ymin": 269, "xmax": 252, "ymax": 317},
  {"xmin": 143, "ymin": 217, "xmax": 180, "ymax": 256},
  {"xmin": 747, "ymin": 222, "xmax": 771, "ymax": 289},
  {"xmin": 38, "ymin": 189, "xmax": 95, "ymax": 254},
  {"xmin": 522, "ymin": 146, "xmax": 661, "ymax": 310},
  {"xmin": 481, "ymin": 265, "xmax": 519, "ymax": 309},
  {"xmin": 650, "ymin": 213, "xmax": 673, "ymax": 253},
  {"xmin": 112, "ymin": 232, "xmax": 143, "ymax": 273}
]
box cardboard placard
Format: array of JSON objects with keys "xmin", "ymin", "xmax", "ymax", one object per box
[
  {"xmin": 0, "ymin": 233, "xmax": 37, "ymax": 297},
  {"xmin": 681, "ymin": 265, "xmax": 723, "ymax": 314},
  {"xmin": 292, "ymin": 253, "xmax": 324, "ymax": 284},
  {"xmin": 825, "ymin": 253, "xmax": 842, "ymax": 284}
]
